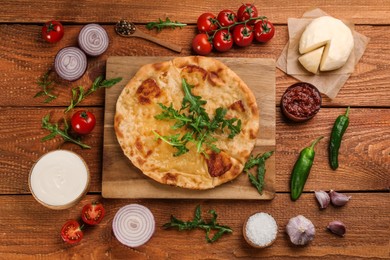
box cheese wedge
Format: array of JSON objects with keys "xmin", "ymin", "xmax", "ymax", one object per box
[
  {"xmin": 298, "ymin": 46, "xmax": 324, "ymax": 74},
  {"xmin": 299, "ymin": 16, "xmax": 354, "ymax": 72}
]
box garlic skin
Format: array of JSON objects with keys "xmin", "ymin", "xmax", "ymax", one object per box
[
  {"xmin": 314, "ymin": 190, "xmax": 330, "ymax": 209},
  {"xmin": 329, "ymin": 190, "xmax": 351, "ymax": 207},
  {"xmin": 286, "ymin": 215, "xmax": 315, "ymax": 246},
  {"xmin": 327, "ymin": 220, "xmax": 346, "ymax": 236}
]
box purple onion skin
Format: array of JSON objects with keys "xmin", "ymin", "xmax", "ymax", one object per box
[
  {"xmin": 54, "ymin": 47, "xmax": 87, "ymax": 81},
  {"xmin": 78, "ymin": 24, "xmax": 109, "ymax": 57}
]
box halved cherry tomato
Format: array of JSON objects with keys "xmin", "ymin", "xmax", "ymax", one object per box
[
  {"xmin": 61, "ymin": 220, "xmax": 83, "ymax": 244},
  {"xmin": 81, "ymin": 202, "xmax": 106, "ymax": 225},
  {"xmin": 213, "ymin": 30, "xmax": 233, "ymax": 52},
  {"xmin": 254, "ymin": 20, "xmax": 275, "ymax": 43},
  {"xmin": 71, "ymin": 110, "xmax": 96, "ymax": 135},
  {"xmin": 232, "ymin": 24, "xmax": 254, "ymax": 47},
  {"xmin": 237, "ymin": 4, "xmax": 259, "ymax": 24},
  {"xmin": 197, "ymin": 13, "xmax": 218, "ymax": 33},
  {"xmin": 42, "ymin": 20, "xmax": 64, "ymax": 43},
  {"xmin": 192, "ymin": 33, "xmax": 213, "ymax": 55},
  {"xmin": 217, "ymin": 9, "xmax": 237, "ymax": 28}
]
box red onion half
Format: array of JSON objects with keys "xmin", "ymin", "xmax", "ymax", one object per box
[
  {"xmin": 78, "ymin": 24, "xmax": 109, "ymax": 56},
  {"xmin": 54, "ymin": 47, "xmax": 87, "ymax": 81},
  {"xmin": 112, "ymin": 204, "xmax": 155, "ymax": 247}
]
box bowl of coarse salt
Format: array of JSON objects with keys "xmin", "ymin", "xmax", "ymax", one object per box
[{"xmin": 243, "ymin": 212, "xmax": 278, "ymax": 248}]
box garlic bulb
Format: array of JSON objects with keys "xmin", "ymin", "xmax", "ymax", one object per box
[
  {"xmin": 314, "ymin": 190, "xmax": 330, "ymax": 209},
  {"xmin": 286, "ymin": 215, "xmax": 315, "ymax": 245},
  {"xmin": 329, "ymin": 190, "xmax": 351, "ymax": 207}
]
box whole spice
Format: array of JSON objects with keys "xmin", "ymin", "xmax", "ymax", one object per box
[
  {"xmin": 286, "ymin": 215, "xmax": 315, "ymax": 246},
  {"xmin": 243, "ymin": 212, "xmax": 278, "ymax": 248},
  {"xmin": 314, "ymin": 190, "xmax": 330, "ymax": 209},
  {"xmin": 163, "ymin": 205, "xmax": 232, "ymax": 243},
  {"xmin": 329, "ymin": 107, "xmax": 350, "ymax": 170},
  {"xmin": 243, "ymin": 151, "xmax": 274, "ymax": 195},
  {"xmin": 290, "ymin": 136, "xmax": 323, "ymax": 201},
  {"xmin": 327, "ymin": 220, "xmax": 346, "ymax": 236},
  {"xmin": 329, "ymin": 190, "xmax": 351, "ymax": 207}
]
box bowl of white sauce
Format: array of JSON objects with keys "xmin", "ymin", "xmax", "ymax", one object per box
[{"xmin": 28, "ymin": 150, "xmax": 90, "ymax": 210}]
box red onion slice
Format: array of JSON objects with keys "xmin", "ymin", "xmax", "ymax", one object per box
[
  {"xmin": 78, "ymin": 24, "xmax": 109, "ymax": 56},
  {"xmin": 112, "ymin": 204, "xmax": 155, "ymax": 247},
  {"xmin": 54, "ymin": 47, "xmax": 87, "ymax": 81}
]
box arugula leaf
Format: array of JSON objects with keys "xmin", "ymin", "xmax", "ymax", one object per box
[
  {"xmin": 244, "ymin": 151, "xmax": 274, "ymax": 195},
  {"xmin": 146, "ymin": 17, "xmax": 187, "ymax": 32},
  {"xmin": 163, "ymin": 205, "xmax": 232, "ymax": 243},
  {"xmin": 34, "ymin": 70, "xmax": 58, "ymax": 103},
  {"xmin": 65, "ymin": 76, "xmax": 122, "ymax": 113},
  {"xmin": 41, "ymin": 114, "xmax": 91, "ymax": 149},
  {"xmin": 154, "ymin": 79, "xmax": 242, "ymax": 156}
]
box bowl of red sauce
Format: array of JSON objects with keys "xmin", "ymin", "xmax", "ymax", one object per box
[{"xmin": 281, "ymin": 82, "xmax": 322, "ymax": 122}]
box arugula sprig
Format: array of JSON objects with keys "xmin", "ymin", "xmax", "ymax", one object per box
[
  {"xmin": 34, "ymin": 70, "xmax": 58, "ymax": 103},
  {"xmin": 154, "ymin": 79, "xmax": 241, "ymax": 156},
  {"xmin": 65, "ymin": 76, "xmax": 122, "ymax": 113},
  {"xmin": 146, "ymin": 17, "xmax": 187, "ymax": 32},
  {"xmin": 244, "ymin": 151, "xmax": 274, "ymax": 195},
  {"xmin": 41, "ymin": 114, "xmax": 91, "ymax": 149},
  {"xmin": 163, "ymin": 205, "xmax": 232, "ymax": 243}
]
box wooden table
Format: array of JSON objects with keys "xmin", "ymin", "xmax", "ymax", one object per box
[{"xmin": 0, "ymin": 1, "xmax": 389, "ymax": 259}]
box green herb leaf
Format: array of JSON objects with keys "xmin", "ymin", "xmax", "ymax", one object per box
[
  {"xmin": 65, "ymin": 76, "xmax": 122, "ymax": 113},
  {"xmin": 154, "ymin": 79, "xmax": 242, "ymax": 156},
  {"xmin": 146, "ymin": 17, "xmax": 187, "ymax": 32},
  {"xmin": 34, "ymin": 70, "xmax": 58, "ymax": 103},
  {"xmin": 163, "ymin": 205, "xmax": 232, "ymax": 243},
  {"xmin": 41, "ymin": 113, "xmax": 91, "ymax": 149},
  {"xmin": 244, "ymin": 151, "xmax": 274, "ymax": 195}
]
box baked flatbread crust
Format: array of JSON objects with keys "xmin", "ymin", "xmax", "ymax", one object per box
[{"xmin": 115, "ymin": 56, "xmax": 259, "ymax": 189}]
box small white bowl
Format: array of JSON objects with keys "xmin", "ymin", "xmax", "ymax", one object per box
[
  {"xmin": 243, "ymin": 212, "xmax": 278, "ymax": 248},
  {"xmin": 28, "ymin": 150, "xmax": 90, "ymax": 210}
]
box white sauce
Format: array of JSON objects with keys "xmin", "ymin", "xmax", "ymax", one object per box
[{"xmin": 29, "ymin": 150, "xmax": 89, "ymax": 207}]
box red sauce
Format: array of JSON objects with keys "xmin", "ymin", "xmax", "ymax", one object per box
[{"xmin": 281, "ymin": 82, "xmax": 322, "ymax": 122}]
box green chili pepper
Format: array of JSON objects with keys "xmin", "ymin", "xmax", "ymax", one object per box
[
  {"xmin": 290, "ymin": 136, "xmax": 323, "ymax": 201},
  {"xmin": 329, "ymin": 107, "xmax": 350, "ymax": 170}
]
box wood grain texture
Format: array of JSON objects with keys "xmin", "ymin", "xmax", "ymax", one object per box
[
  {"xmin": 102, "ymin": 56, "xmax": 276, "ymax": 199},
  {"xmin": 1, "ymin": 0, "xmax": 390, "ymax": 24},
  {"xmin": 0, "ymin": 194, "xmax": 388, "ymax": 259},
  {"xmin": 0, "ymin": 107, "xmax": 388, "ymax": 194},
  {"xmin": 0, "ymin": 24, "xmax": 389, "ymax": 107}
]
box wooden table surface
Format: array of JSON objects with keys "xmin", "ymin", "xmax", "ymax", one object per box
[{"xmin": 0, "ymin": 1, "xmax": 389, "ymax": 259}]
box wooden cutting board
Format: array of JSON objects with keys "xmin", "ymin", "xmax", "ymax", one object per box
[{"xmin": 102, "ymin": 56, "xmax": 275, "ymax": 199}]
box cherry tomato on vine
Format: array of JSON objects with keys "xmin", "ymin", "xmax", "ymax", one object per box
[
  {"xmin": 254, "ymin": 20, "xmax": 275, "ymax": 43},
  {"xmin": 81, "ymin": 202, "xmax": 106, "ymax": 225},
  {"xmin": 197, "ymin": 13, "xmax": 218, "ymax": 33},
  {"xmin": 42, "ymin": 20, "xmax": 64, "ymax": 43},
  {"xmin": 217, "ymin": 9, "xmax": 237, "ymax": 28},
  {"xmin": 61, "ymin": 220, "xmax": 83, "ymax": 244},
  {"xmin": 213, "ymin": 30, "xmax": 233, "ymax": 52},
  {"xmin": 232, "ymin": 24, "xmax": 254, "ymax": 47},
  {"xmin": 192, "ymin": 33, "xmax": 213, "ymax": 55},
  {"xmin": 71, "ymin": 110, "xmax": 96, "ymax": 135},
  {"xmin": 237, "ymin": 4, "xmax": 259, "ymax": 24}
]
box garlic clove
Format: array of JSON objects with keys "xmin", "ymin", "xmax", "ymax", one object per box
[
  {"xmin": 314, "ymin": 190, "xmax": 330, "ymax": 209},
  {"xmin": 286, "ymin": 215, "xmax": 315, "ymax": 246},
  {"xmin": 327, "ymin": 220, "xmax": 346, "ymax": 236},
  {"xmin": 329, "ymin": 190, "xmax": 351, "ymax": 207}
]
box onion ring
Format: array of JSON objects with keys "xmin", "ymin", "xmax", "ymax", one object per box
[
  {"xmin": 112, "ymin": 204, "xmax": 155, "ymax": 247},
  {"xmin": 78, "ymin": 24, "xmax": 109, "ymax": 56},
  {"xmin": 54, "ymin": 47, "xmax": 87, "ymax": 81}
]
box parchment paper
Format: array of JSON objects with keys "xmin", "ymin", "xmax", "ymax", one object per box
[{"xmin": 276, "ymin": 8, "xmax": 370, "ymax": 99}]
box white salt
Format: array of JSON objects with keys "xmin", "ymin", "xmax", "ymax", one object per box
[{"xmin": 245, "ymin": 212, "xmax": 278, "ymax": 246}]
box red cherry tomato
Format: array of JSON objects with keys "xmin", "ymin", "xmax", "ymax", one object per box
[
  {"xmin": 254, "ymin": 20, "xmax": 275, "ymax": 43},
  {"xmin": 213, "ymin": 30, "xmax": 233, "ymax": 52},
  {"xmin": 61, "ymin": 220, "xmax": 83, "ymax": 244},
  {"xmin": 81, "ymin": 202, "xmax": 106, "ymax": 225},
  {"xmin": 232, "ymin": 24, "xmax": 254, "ymax": 47},
  {"xmin": 42, "ymin": 20, "xmax": 64, "ymax": 43},
  {"xmin": 192, "ymin": 33, "xmax": 213, "ymax": 55},
  {"xmin": 71, "ymin": 110, "xmax": 96, "ymax": 135},
  {"xmin": 237, "ymin": 4, "xmax": 259, "ymax": 24},
  {"xmin": 217, "ymin": 9, "xmax": 237, "ymax": 28},
  {"xmin": 197, "ymin": 13, "xmax": 218, "ymax": 33}
]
